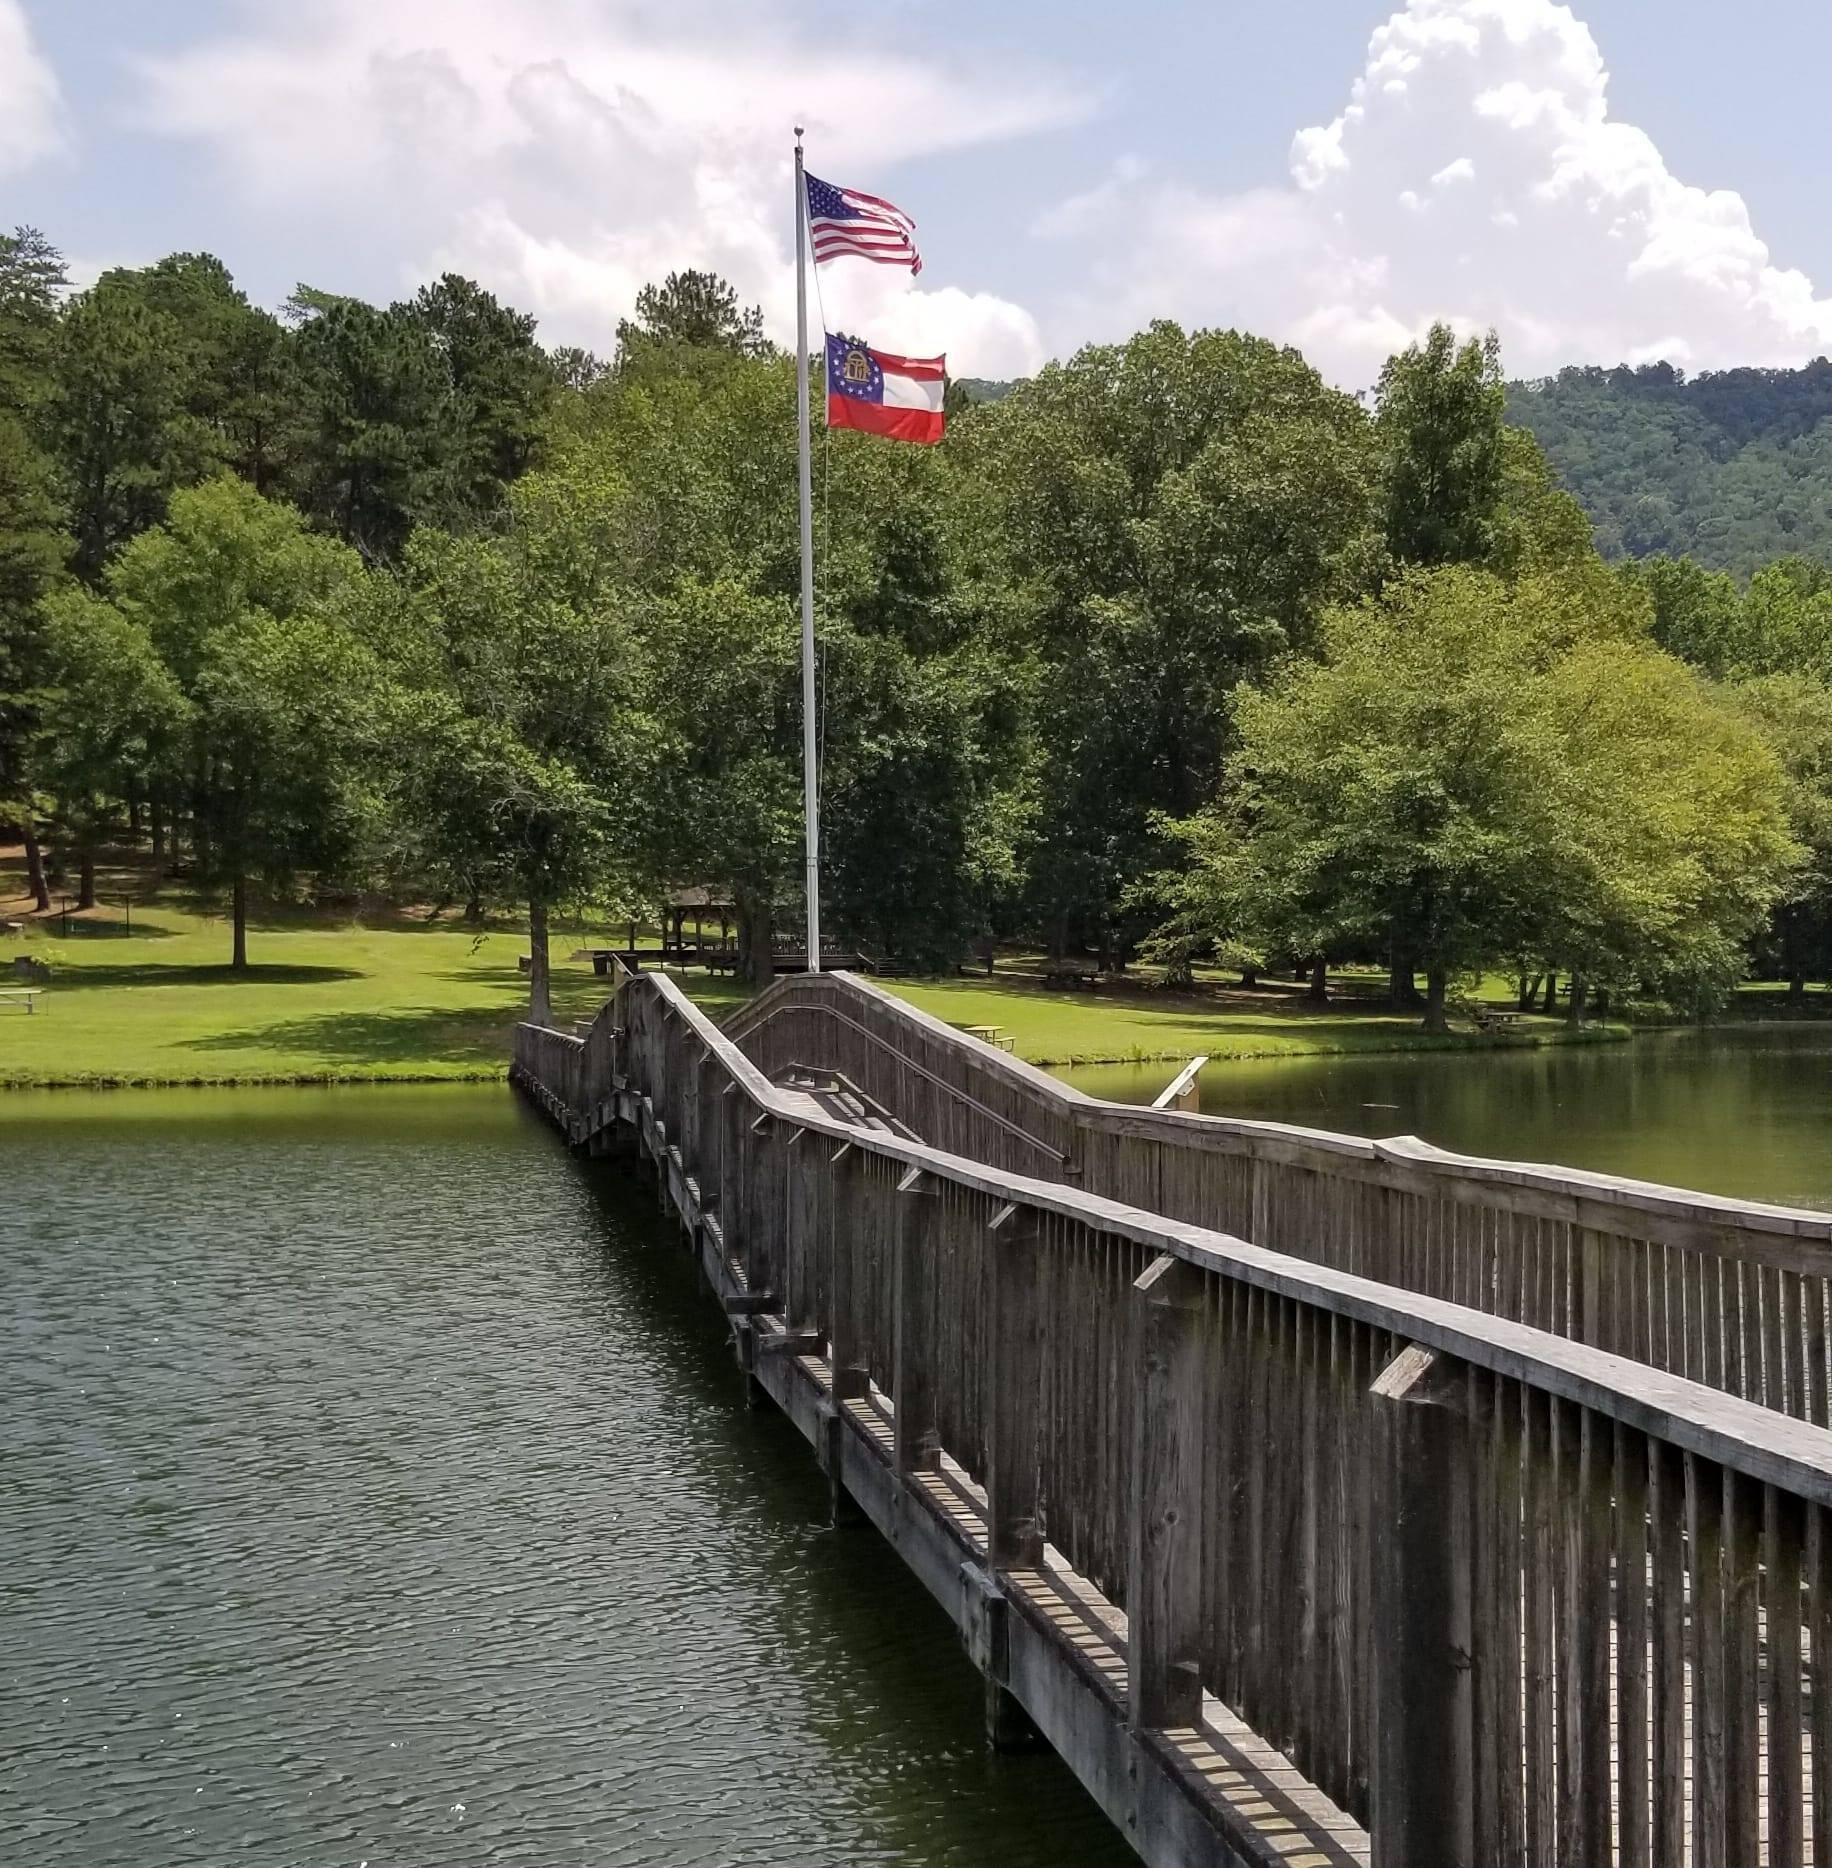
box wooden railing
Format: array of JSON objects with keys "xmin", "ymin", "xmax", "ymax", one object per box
[
  {"xmin": 728, "ymin": 971, "xmax": 1832, "ymax": 1425},
  {"xmin": 519, "ymin": 974, "xmax": 1832, "ymax": 1863}
]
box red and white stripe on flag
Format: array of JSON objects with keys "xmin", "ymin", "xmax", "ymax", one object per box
[
  {"xmin": 805, "ymin": 171, "xmax": 923, "ymax": 275},
  {"xmin": 825, "ymin": 337, "xmax": 946, "ymax": 445}
]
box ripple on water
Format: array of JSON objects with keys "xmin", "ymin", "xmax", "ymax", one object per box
[{"xmin": 1, "ymin": 1087, "xmax": 1134, "ymax": 1867}]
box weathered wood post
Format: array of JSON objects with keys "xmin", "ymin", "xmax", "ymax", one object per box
[
  {"xmin": 718, "ymin": 1081, "xmax": 745, "ymax": 1258},
  {"xmin": 987, "ymin": 1202, "xmax": 1045, "ymax": 1569},
  {"xmin": 784, "ymin": 1127, "xmax": 822, "ymax": 1336},
  {"xmin": 821, "ymin": 1140, "xmax": 868, "ymax": 1527},
  {"xmin": 894, "ymin": 1168, "xmax": 941, "ymax": 1475},
  {"xmin": 745, "ymin": 1112, "xmax": 784, "ymax": 1305},
  {"xmin": 827, "ymin": 1142, "xmax": 868, "ymax": 1402},
  {"xmin": 1369, "ymin": 1343, "xmax": 1475, "ymax": 1867},
  {"xmin": 1129, "ymin": 1251, "xmax": 1208, "ymax": 1732}
]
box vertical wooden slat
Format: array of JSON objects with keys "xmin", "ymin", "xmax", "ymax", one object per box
[
  {"xmin": 1808, "ymin": 1505, "xmax": 1832, "ymax": 1867},
  {"xmin": 1469, "ymin": 1368, "xmax": 1503, "ymax": 1866},
  {"xmin": 1808, "ymin": 1278, "xmax": 1830, "ymax": 1430},
  {"xmin": 1651, "ymin": 1438, "xmax": 1687, "ymax": 1868},
  {"xmin": 1768, "ymin": 1485, "xmax": 1806, "ymax": 1868},
  {"xmin": 986, "ymin": 1203, "xmax": 1044, "ymax": 1569},
  {"xmin": 1557, "ymin": 1401, "xmax": 1612, "ymax": 1864},
  {"xmin": 1617, "ymin": 1419, "xmax": 1652, "ymax": 1868},
  {"xmin": 1524, "ymin": 1386, "xmax": 1557, "ymax": 1862},
  {"xmin": 1369, "ymin": 1344, "xmax": 1474, "ymax": 1866},
  {"xmin": 1724, "ymin": 1469, "xmax": 1762, "ymax": 1868},
  {"xmin": 1691, "ymin": 1451, "xmax": 1729, "ymax": 1868},
  {"xmin": 1129, "ymin": 1252, "xmax": 1208, "ymax": 1731},
  {"xmin": 826, "ymin": 1141, "xmax": 867, "ymax": 1398}
]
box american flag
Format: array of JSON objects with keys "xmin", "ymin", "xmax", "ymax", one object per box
[{"xmin": 805, "ymin": 171, "xmax": 923, "ymax": 275}]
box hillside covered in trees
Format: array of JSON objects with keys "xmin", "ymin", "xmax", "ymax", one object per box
[
  {"xmin": 1507, "ymin": 359, "xmax": 1832, "ymax": 575},
  {"xmin": 6, "ymin": 229, "xmax": 1832, "ymax": 1025}
]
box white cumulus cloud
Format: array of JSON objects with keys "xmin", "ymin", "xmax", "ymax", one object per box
[
  {"xmin": 0, "ymin": 0, "xmax": 62, "ymax": 175},
  {"xmin": 1040, "ymin": 0, "xmax": 1832, "ymax": 386},
  {"xmin": 130, "ymin": 0, "xmax": 1068, "ymax": 377}
]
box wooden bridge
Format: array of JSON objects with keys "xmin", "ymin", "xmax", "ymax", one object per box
[{"xmin": 513, "ymin": 967, "xmax": 1832, "ymax": 1868}]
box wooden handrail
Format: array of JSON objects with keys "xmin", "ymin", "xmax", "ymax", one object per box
[
  {"xmin": 518, "ymin": 974, "xmax": 1832, "ymax": 1860},
  {"xmin": 723, "ymin": 968, "xmax": 1832, "ymax": 1425}
]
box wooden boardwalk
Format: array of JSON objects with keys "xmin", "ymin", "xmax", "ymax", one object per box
[{"xmin": 514, "ymin": 971, "xmax": 1832, "ymax": 1867}]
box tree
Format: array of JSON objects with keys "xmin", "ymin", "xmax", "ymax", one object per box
[
  {"xmin": 1628, "ymin": 555, "xmax": 1745, "ymax": 674},
  {"xmin": 0, "ymin": 227, "xmax": 71, "ymax": 911},
  {"xmin": 50, "ymin": 275, "xmax": 197, "ymax": 583},
  {"xmin": 404, "ymin": 273, "xmax": 551, "ymax": 511},
  {"xmin": 285, "ymin": 295, "xmax": 456, "ymax": 562},
  {"xmin": 956, "ymin": 319, "xmax": 1382, "ymax": 956},
  {"xmin": 616, "ymin": 270, "xmax": 768, "ymax": 367},
  {"xmin": 1734, "ymin": 676, "xmax": 1832, "ymax": 998},
  {"xmin": 1376, "ymin": 323, "xmax": 1507, "ymax": 567},
  {"xmin": 1177, "ymin": 567, "xmax": 1797, "ymax": 1029},
  {"xmin": 101, "ymin": 477, "xmax": 374, "ymax": 968},
  {"xmin": 369, "ymin": 467, "xmax": 652, "ymax": 1025},
  {"xmin": 37, "ymin": 588, "xmax": 184, "ymax": 906}
]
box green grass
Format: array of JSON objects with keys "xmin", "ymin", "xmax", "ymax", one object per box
[
  {"xmin": 0, "ymin": 866, "xmax": 617, "ymax": 1089},
  {"xmin": 874, "ymin": 974, "xmax": 1623, "ymax": 1068},
  {"xmin": 0, "ymin": 851, "xmax": 1629, "ymax": 1089}
]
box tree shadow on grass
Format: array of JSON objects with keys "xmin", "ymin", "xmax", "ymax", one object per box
[
  {"xmin": 174, "ymin": 1005, "xmax": 516, "ymax": 1068},
  {"xmin": 47, "ymin": 963, "xmax": 364, "ymax": 990}
]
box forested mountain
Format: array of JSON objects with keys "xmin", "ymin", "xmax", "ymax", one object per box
[{"xmin": 1507, "ymin": 360, "xmax": 1832, "ymax": 576}]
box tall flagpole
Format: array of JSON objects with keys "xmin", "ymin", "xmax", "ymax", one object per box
[{"xmin": 794, "ymin": 127, "xmax": 821, "ymax": 974}]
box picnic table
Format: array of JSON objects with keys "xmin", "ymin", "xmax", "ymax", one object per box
[
  {"xmin": 0, "ymin": 986, "xmax": 42, "ymax": 1013},
  {"xmin": 1042, "ymin": 960, "xmax": 1101, "ymax": 991},
  {"xmin": 958, "ymin": 1023, "xmax": 1017, "ymax": 1052},
  {"xmin": 1470, "ymin": 1005, "xmax": 1521, "ymax": 1033}
]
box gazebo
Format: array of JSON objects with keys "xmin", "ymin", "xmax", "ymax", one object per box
[{"xmin": 663, "ymin": 884, "xmax": 735, "ymax": 965}]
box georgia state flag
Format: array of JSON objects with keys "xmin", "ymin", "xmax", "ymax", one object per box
[{"xmin": 824, "ymin": 333, "xmax": 945, "ymax": 445}]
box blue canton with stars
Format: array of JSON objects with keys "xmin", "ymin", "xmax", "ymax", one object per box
[
  {"xmin": 806, "ymin": 174, "xmax": 863, "ymax": 223},
  {"xmin": 826, "ymin": 333, "xmax": 884, "ymax": 404}
]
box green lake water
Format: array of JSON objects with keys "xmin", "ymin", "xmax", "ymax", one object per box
[
  {"xmin": 1, "ymin": 1085, "xmax": 1135, "ymax": 1867},
  {"xmin": 1059, "ymin": 1023, "xmax": 1832, "ymax": 1211},
  {"xmin": 6, "ymin": 1026, "xmax": 1828, "ymax": 1863}
]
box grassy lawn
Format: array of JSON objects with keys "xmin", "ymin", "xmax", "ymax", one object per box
[
  {"xmin": 878, "ymin": 973, "xmax": 1620, "ymax": 1067},
  {"xmin": 0, "ymin": 849, "xmax": 1632, "ymax": 1089},
  {"xmin": 0, "ymin": 853, "xmax": 615, "ymax": 1088}
]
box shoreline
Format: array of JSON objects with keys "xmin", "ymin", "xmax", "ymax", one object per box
[{"xmin": 0, "ymin": 1019, "xmax": 1635, "ymax": 1093}]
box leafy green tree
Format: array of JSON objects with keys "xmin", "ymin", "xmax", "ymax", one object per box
[
  {"xmin": 1734, "ymin": 675, "xmax": 1832, "ymax": 998},
  {"xmin": 1376, "ymin": 323, "xmax": 1507, "ymax": 567},
  {"xmin": 616, "ymin": 270, "xmax": 768, "ymax": 367},
  {"xmin": 1628, "ymin": 555, "xmax": 1745, "ymax": 674},
  {"xmin": 367, "ymin": 468, "xmax": 653, "ymax": 1024},
  {"xmin": 50, "ymin": 276, "xmax": 197, "ymax": 583},
  {"xmin": 285, "ymin": 295, "xmax": 456, "ymax": 562},
  {"xmin": 102, "ymin": 477, "xmax": 375, "ymax": 967},
  {"xmin": 957, "ymin": 319, "xmax": 1381, "ymax": 956},
  {"xmin": 404, "ymin": 273, "xmax": 551, "ymax": 510},
  {"xmin": 126, "ymin": 253, "xmax": 295, "ymax": 493},
  {"xmin": 1179, "ymin": 567, "xmax": 1796, "ymax": 1028},
  {"xmin": 37, "ymin": 588, "xmax": 184, "ymax": 905},
  {"xmin": 0, "ymin": 227, "xmax": 70, "ymax": 910}
]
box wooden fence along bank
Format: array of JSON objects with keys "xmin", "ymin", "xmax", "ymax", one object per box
[{"xmin": 513, "ymin": 968, "xmax": 1832, "ymax": 1868}]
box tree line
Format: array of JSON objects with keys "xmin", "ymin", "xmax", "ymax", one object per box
[
  {"xmin": 4, "ymin": 230, "xmax": 1829, "ymax": 1027},
  {"xmin": 1507, "ymin": 358, "xmax": 1832, "ymax": 576}
]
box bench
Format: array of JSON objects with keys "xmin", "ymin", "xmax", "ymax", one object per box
[
  {"xmin": 1470, "ymin": 1005, "xmax": 1521, "ymax": 1033},
  {"xmin": 0, "ymin": 987, "xmax": 41, "ymax": 1013}
]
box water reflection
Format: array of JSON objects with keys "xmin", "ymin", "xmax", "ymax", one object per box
[
  {"xmin": 1059, "ymin": 1024, "xmax": 1832, "ymax": 1210},
  {"xmin": 1, "ymin": 1086, "xmax": 1134, "ymax": 1867}
]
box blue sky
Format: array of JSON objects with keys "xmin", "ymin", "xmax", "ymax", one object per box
[{"xmin": 8, "ymin": 0, "xmax": 1832, "ymax": 385}]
